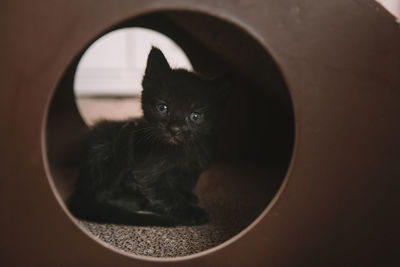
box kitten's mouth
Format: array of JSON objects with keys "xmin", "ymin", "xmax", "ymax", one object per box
[
  {"xmin": 166, "ymin": 137, "xmax": 182, "ymax": 145},
  {"xmin": 164, "ymin": 134, "xmax": 184, "ymax": 145}
]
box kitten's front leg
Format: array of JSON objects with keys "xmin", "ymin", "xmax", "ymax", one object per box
[
  {"xmin": 179, "ymin": 188, "xmax": 199, "ymax": 205},
  {"xmin": 172, "ymin": 202, "xmax": 209, "ymax": 226},
  {"xmin": 143, "ymin": 182, "xmax": 209, "ymax": 226}
]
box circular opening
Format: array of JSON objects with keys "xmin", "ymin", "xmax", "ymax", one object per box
[{"xmin": 46, "ymin": 10, "xmax": 294, "ymax": 259}]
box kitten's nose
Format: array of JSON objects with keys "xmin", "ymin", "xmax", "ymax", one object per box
[{"xmin": 169, "ymin": 126, "xmax": 182, "ymax": 136}]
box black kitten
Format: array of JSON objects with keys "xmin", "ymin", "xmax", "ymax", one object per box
[{"xmin": 68, "ymin": 47, "xmax": 230, "ymax": 226}]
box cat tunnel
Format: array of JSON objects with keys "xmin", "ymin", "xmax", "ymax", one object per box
[{"xmin": 2, "ymin": 0, "xmax": 400, "ymax": 266}]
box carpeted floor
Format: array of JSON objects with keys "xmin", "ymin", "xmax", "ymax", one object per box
[{"xmin": 79, "ymin": 218, "xmax": 236, "ymax": 257}]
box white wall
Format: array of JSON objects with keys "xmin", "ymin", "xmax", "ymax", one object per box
[
  {"xmin": 377, "ymin": 0, "xmax": 400, "ymax": 19},
  {"xmin": 74, "ymin": 28, "xmax": 192, "ymax": 97}
]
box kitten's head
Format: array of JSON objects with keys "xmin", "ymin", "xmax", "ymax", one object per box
[{"xmin": 141, "ymin": 47, "xmax": 230, "ymax": 146}]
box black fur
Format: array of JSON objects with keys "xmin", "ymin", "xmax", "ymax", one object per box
[{"xmin": 68, "ymin": 47, "xmax": 230, "ymax": 226}]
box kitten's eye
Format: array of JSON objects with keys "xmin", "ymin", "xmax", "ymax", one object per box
[
  {"xmin": 189, "ymin": 112, "xmax": 202, "ymax": 123},
  {"xmin": 156, "ymin": 104, "xmax": 168, "ymax": 114}
]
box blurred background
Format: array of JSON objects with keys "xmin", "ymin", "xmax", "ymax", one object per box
[{"xmin": 377, "ymin": 0, "xmax": 400, "ymax": 19}]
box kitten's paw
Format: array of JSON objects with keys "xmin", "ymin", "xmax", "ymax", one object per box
[
  {"xmin": 175, "ymin": 206, "xmax": 209, "ymax": 226},
  {"xmin": 184, "ymin": 192, "xmax": 199, "ymax": 205}
]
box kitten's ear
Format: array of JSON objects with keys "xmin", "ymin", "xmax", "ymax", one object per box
[{"xmin": 144, "ymin": 47, "xmax": 171, "ymax": 78}]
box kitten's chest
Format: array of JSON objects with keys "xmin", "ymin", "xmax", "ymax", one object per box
[
  {"xmin": 130, "ymin": 147, "xmax": 203, "ymax": 187},
  {"xmin": 136, "ymin": 149, "xmax": 200, "ymax": 172}
]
